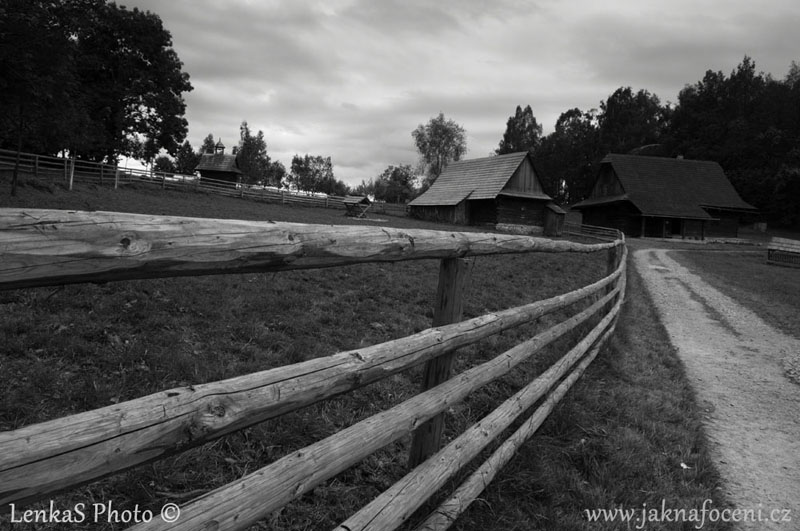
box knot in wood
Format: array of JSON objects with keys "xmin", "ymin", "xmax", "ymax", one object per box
[{"xmin": 208, "ymin": 401, "xmax": 226, "ymax": 417}]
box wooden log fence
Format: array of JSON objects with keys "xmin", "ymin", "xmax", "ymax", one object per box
[
  {"xmin": 0, "ymin": 208, "xmax": 626, "ymax": 530},
  {"xmin": 766, "ymin": 236, "xmax": 800, "ymax": 268}
]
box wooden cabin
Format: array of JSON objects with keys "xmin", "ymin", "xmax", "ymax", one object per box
[
  {"xmin": 571, "ymin": 154, "xmax": 757, "ymax": 239},
  {"xmin": 343, "ymin": 195, "xmax": 371, "ymax": 218},
  {"xmin": 194, "ymin": 139, "xmax": 242, "ymax": 186},
  {"xmin": 408, "ymin": 152, "xmax": 564, "ymax": 235}
]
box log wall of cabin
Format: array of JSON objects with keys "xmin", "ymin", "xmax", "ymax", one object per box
[
  {"xmin": 704, "ymin": 210, "xmax": 740, "ymax": 238},
  {"xmin": 495, "ymin": 197, "xmax": 545, "ymax": 226},
  {"xmin": 581, "ymin": 203, "xmax": 641, "ymax": 236},
  {"xmin": 410, "ymin": 202, "xmax": 468, "ymax": 225},
  {"xmin": 468, "ymin": 199, "xmax": 497, "ymax": 225}
]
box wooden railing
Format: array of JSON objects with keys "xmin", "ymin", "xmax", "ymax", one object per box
[
  {"xmin": 563, "ymin": 221, "xmax": 620, "ymax": 241},
  {"xmin": 0, "ymin": 209, "xmax": 626, "ymax": 530}
]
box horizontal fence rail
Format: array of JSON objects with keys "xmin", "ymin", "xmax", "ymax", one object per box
[
  {"xmin": 0, "ymin": 209, "xmax": 617, "ymax": 290},
  {"xmin": 563, "ymin": 221, "xmax": 621, "ymax": 241},
  {"xmin": 0, "ymin": 207, "xmax": 626, "ymax": 530}
]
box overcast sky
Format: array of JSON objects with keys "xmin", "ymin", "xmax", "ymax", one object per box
[{"xmin": 124, "ymin": 0, "xmax": 799, "ymax": 187}]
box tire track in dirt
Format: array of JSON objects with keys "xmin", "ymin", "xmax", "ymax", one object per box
[{"xmin": 633, "ymin": 249, "xmax": 800, "ymax": 530}]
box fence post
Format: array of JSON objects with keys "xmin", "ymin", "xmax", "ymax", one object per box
[
  {"xmin": 34, "ymin": 155, "xmax": 39, "ymax": 179},
  {"xmin": 408, "ymin": 257, "xmax": 471, "ymax": 468},
  {"xmin": 68, "ymin": 157, "xmax": 75, "ymax": 191}
]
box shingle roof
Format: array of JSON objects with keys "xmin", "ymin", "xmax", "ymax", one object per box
[
  {"xmin": 409, "ymin": 152, "xmax": 550, "ymax": 206},
  {"xmin": 195, "ymin": 153, "xmax": 241, "ymax": 174},
  {"xmin": 572, "ymin": 154, "xmax": 756, "ymax": 219},
  {"xmin": 343, "ymin": 195, "xmax": 371, "ymax": 205}
]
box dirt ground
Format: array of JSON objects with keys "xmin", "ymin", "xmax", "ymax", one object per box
[{"xmin": 633, "ymin": 248, "xmax": 800, "ymax": 530}]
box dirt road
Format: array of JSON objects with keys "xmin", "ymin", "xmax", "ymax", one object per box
[{"xmin": 633, "ymin": 249, "xmax": 800, "ymax": 530}]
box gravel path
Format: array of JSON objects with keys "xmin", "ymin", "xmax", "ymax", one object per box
[{"xmin": 633, "ymin": 249, "xmax": 800, "ymax": 530}]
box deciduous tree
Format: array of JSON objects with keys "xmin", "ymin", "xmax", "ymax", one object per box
[
  {"xmin": 412, "ymin": 113, "xmax": 466, "ymax": 185},
  {"xmin": 288, "ymin": 154, "xmax": 336, "ymax": 193},
  {"xmin": 373, "ymin": 165, "xmax": 417, "ymax": 203},
  {"xmin": 0, "ymin": 0, "xmax": 192, "ymax": 169}
]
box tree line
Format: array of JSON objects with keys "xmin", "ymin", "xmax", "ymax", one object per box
[
  {"xmin": 368, "ymin": 57, "xmax": 800, "ymax": 227},
  {"xmin": 0, "ymin": 0, "xmax": 193, "ymax": 195},
  {"xmin": 2, "ymin": 2, "xmax": 796, "ymax": 224},
  {"xmin": 496, "ymin": 57, "xmax": 800, "ymax": 227}
]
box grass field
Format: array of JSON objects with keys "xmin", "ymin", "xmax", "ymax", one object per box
[
  {"xmin": 1, "ymin": 177, "xmax": 734, "ymax": 530},
  {"xmin": 670, "ymin": 249, "xmax": 800, "ymax": 340}
]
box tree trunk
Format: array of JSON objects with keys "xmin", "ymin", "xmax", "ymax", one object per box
[{"xmin": 11, "ymin": 107, "xmax": 24, "ymax": 197}]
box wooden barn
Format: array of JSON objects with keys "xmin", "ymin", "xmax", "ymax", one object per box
[
  {"xmin": 408, "ymin": 152, "xmax": 564, "ymax": 235},
  {"xmin": 194, "ymin": 139, "xmax": 242, "ymax": 186},
  {"xmin": 571, "ymin": 154, "xmax": 757, "ymax": 239}
]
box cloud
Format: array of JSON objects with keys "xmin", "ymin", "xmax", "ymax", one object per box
[{"xmin": 125, "ymin": 0, "xmax": 800, "ymax": 187}]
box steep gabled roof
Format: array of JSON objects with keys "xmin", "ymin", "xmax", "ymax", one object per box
[
  {"xmin": 572, "ymin": 154, "xmax": 756, "ymax": 219},
  {"xmin": 195, "ymin": 153, "xmax": 241, "ymax": 174},
  {"xmin": 409, "ymin": 152, "xmax": 550, "ymax": 207}
]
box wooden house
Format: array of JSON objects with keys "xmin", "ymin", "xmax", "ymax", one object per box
[
  {"xmin": 194, "ymin": 139, "xmax": 242, "ymax": 186},
  {"xmin": 571, "ymin": 154, "xmax": 757, "ymax": 239},
  {"xmin": 408, "ymin": 152, "xmax": 564, "ymax": 235}
]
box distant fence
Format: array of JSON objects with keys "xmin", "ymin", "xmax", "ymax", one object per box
[
  {"xmin": 0, "ymin": 209, "xmax": 625, "ymax": 531},
  {"xmin": 0, "ymin": 148, "xmax": 409, "ymax": 216},
  {"xmin": 766, "ymin": 236, "xmax": 800, "ymax": 268},
  {"xmin": 563, "ymin": 221, "xmax": 621, "ymax": 241}
]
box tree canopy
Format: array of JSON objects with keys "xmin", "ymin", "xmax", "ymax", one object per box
[
  {"xmin": 373, "ymin": 165, "xmax": 417, "ymax": 203},
  {"xmin": 286, "ymin": 154, "xmax": 349, "ymax": 195},
  {"xmin": 528, "ymin": 56, "xmax": 800, "ymax": 226},
  {"xmin": 412, "ymin": 113, "xmax": 467, "ymax": 187},
  {"xmin": 0, "ymin": 0, "xmax": 192, "ymax": 165},
  {"xmin": 496, "ymin": 105, "xmax": 542, "ymax": 155}
]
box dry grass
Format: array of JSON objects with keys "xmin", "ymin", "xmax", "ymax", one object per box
[{"xmin": 1, "ymin": 177, "xmax": 730, "ymax": 530}]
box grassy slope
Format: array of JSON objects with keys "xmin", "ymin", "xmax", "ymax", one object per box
[
  {"xmin": 1, "ymin": 178, "xmax": 730, "ymax": 530},
  {"xmin": 670, "ymin": 249, "xmax": 800, "ymax": 340}
]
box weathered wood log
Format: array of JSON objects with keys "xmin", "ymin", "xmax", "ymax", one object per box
[
  {"xmin": 124, "ymin": 287, "xmax": 620, "ymax": 531},
  {"xmin": 0, "ymin": 208, "xmax": 618, "ymax": 290},
  {"xmin": 0, "ymin": 263, "xmax": 623, "ymax": 509},
  {"xmin": 408, "ymin": 258, "xmax": 471, "ymax": 467},
  {"xmin": 412, "ymin": 327, "xmax": 615, "ymax": 531},
  {"xmin": 334, "ymin": 297, "xmax": 621, "ymax": 531}
]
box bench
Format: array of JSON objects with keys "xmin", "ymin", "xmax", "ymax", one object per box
[{"xmin": 766, "ymin": 237, "xmax": 800, "ymax": 268}]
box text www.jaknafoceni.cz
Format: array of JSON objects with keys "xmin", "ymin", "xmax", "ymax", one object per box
[{"xmin": 584, "ymin": 499, "xmax": 792, "ymax": 529}]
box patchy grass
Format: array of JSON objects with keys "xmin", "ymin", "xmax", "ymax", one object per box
[
  {"xmin": 1, "ymin": 178, "xmax": 729, "ymax": 530},
  {"xmin": 670, "ymin": 250, "xmax": 800, "ymax": 339},
  {"xmin": 432, "ymin": 259, "xmax": 733, "ymax": 531}
]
